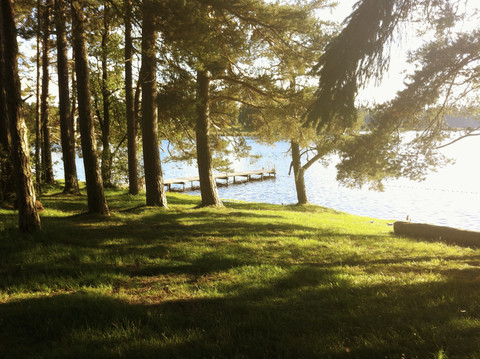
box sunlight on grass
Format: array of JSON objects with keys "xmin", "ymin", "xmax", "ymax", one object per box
[{"xmin": 1, "ymin": 185, "xmax": 480, "ymax": 357}]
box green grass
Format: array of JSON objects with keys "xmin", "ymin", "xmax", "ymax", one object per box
[{"xmin": 1, "ymin": 184, "xmax": 480, "ymax": 358}]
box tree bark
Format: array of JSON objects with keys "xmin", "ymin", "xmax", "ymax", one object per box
[
  {"xmin": 100, "ymin": 4, "xmax": 112, "ymax": 187},
  {"xmin": 41, "ymin": 0, "xmax": 55, "ymax": 184},
  {"xmin": 141, "ymin": 0, "xmax": 167, "ymax": 207},
  {"xmin": 35, "ymin": 0, "xmax": 42, "ymax": 192},
  {"xmin": 0, "ymin": 6, "xmax": 13, "ymax": 202},
  {"xmin": 71, "ymin": 0, "xmax": 109, "ymax": 215},
  {"xmin": 195, "ymin": 70, "xmax": 222, "ymax": 207},
  {"xmin": 55, "ymin": 0, "xmax": 79, "ymax": 194},
  {"xmin": 125, "ymin": 0, "xmax": 139, "ymax": 195},
  {"xmin": 291, "ymin": 140, "xmax": 308, "ymax": 205},
  {"xmin": 70, "ymin": 49, "xmax": 77, "ymax": 133},
  {"xmin": 1, "ymin": 0, "xmax": 41, "ymax": 232}
]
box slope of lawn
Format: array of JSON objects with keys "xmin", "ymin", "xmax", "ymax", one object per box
[{"xmin": 0, "ymin": 184, "xmax": 479, "ymax": 358}]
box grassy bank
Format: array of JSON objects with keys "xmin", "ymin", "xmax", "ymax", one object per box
[{"xmin": 1, "ymin": 185, "xmax": 480, "ymax": 358}]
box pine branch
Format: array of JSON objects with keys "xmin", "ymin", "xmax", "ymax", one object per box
[
  {"xmin": 215, "ymin": 75, "xmax": 271, "ymax": 97},
  {"xmin": 302, "ymin": 152, "xmax": 324, "ymax": 172},
  {"xmin": 436, "ymin": 127, "xmax": 480, "ymax": 149}
]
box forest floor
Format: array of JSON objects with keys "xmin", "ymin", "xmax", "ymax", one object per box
[{"xmin": 1, "ymin": 184, "xmax": 480, "ymax": 358}]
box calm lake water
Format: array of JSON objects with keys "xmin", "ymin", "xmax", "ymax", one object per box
[{"xmin": 54, "ymin": 135, "xmax": 480, "ymax": 231}]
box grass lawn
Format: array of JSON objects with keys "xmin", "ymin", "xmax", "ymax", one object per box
[{"xmin": 1, "ymin": 184, "xmax": 480, "ymax": 358}]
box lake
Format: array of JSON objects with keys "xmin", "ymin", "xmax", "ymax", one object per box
[{"xmin": 53, "ymin": 135, "xmax": 480, "ymax": 231}]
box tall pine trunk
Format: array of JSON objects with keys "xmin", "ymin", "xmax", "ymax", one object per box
[
  {"xmin": 125, "ymin": 0, "xmax": 139, "ymax": 195},
  {"xmin": 70, "ymin": 49, "xmax": 77, "ymax": 132},
  {"xmin": 291, "ymin": 140, "xmax": 308, "ymax": 205},
  {"xmin": 100, "ymin": 4, "xmax": 112, "ymax": 187},
  {"xmin": 0, "ymin": 7, "xmax": 13, "ymax": 202},
  {"xmin": 141, "ymin": 0, "xmax": 167, "ymax": 207},
  {"xmin": 41, "ymin": 0, "xmax": 54, "ymax": 184},
  {"xmin": 35, "ymin": 0, "xmax": 42, "ymax": 192},
  {"xmin": 55, "ymin": 0, "xmax": 79, "ymax": 194},
  {"xmin": 195, "ymin": 70, "xmax": 222, "ymax": 207},
  {"xmin": 1, "ymin": 0, "xmax": 41, "ymax": 232},
  {"xmin": 71, "ymin": 0, "xmax": 109, "ymax": 215}
]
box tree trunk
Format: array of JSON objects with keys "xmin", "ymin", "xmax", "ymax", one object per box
[
  {"xmin": 71, "ymin": 0, "xmax": 109, "ymax": 215},
  {"xmin": 55, "ymin": 0, "xmax": 79, "ymax": 194},
  {"xmin": 41, "ymin": 0, "xmax": 55, "ymax": 184},
  {"xmin": 195, "ymin": 70, "xmax": 222, "ymax": 207},
  {"xmin": 0, "ymin": 7, "xmax": 13, "ymax": 202},
  {"xmin": 35, "ymin": 0, "xmax": 42, "ymax": 192},
  {"xmin": 291, "ymin": 140, "xmax": 308, "ymax": 205},
  {"xmin": 1, "ymin": 0, "xmax": 41, "ymax": 232},
  {"xmin": 100, "ymin": 4, "xmax": 112, "ymax": 187},
  {"xmin": 134, "ymin": 77, "xmax": 141, "ymax": 125},
  {"xmin": 70, "ymin": 49, "xmax": 77, "ymax": 133},
  {"xmin": 125, "ymin": 0, "xmax": 139, "ymax": 195},
  {"xmin": 141, "ymin": 0, "xmax": 167, "ymax": 207}
]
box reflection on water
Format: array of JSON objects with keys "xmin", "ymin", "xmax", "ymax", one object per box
[{"xmin": 54, "ymin": 135, "xmax": 480, "ymax": 231}]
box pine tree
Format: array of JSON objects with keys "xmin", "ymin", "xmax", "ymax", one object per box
[
  {"xmin": 124, "ymin": 0, "xmax": 139, "ymax": 195},
  {"xmin": 35, "ymin": 0, "xmax": 42, "ymax": 192},
  {"xmin": 155, "ymin": 1, "xmax": 328, "ymax": 207},
  {"xmin": 195, "ymin": 70, "xmax": 222, "ymax": 207},
  {"xmin": 0, "ymin": 0, "xmax": 41, "ymax": 232},
  {"xmin": 71, "ymin": 0, "xmax": 109, "ymax": 215},
  {"xmin": 0, "ymin": 8, "xmax": 14, "ymax": 202},
  {"xmin": 141, "ymin": 0, "xmax": 167, "ymax": 207},
  {"xmin": 55, "ymin": 0, "xmax": 79, "ymax": 194},
  {"xmin": 99, "ymin": 3, "xmax": 113, "ymax": 187},
  {"xmin": 40, "ymin": 0, "xmax": 55, "ymax": 184}
]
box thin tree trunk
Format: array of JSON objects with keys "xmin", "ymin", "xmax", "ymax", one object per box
[
  {"xmin": 71, "ymin": 0, "xmax": 109, "ymax": 215},
  {"xmin": 55, "ymin": 0, "xmax": 79, "ymax": 194},
  {"xmin": 195, "ymin": 70, "xmax": 222, "ymax": 207},
  {"xmin": 134, "ymin": 77, "xmax": 141, "ymax": 124},
  {"xmin": 141, "ymin": 0, "xmax": 167, "ymax": 207},
  {"xmin": 291, "ymin": 140, "xmax": 308, "ymax": 205},
  {"xmin": 0, "ymin": 6, "xmax": 13, "ymax": 202},
  {"xmin": 100, "ymin": 4, "xmax": 112, "ymax": 187},
  {"xmin": 71, "ymin": 49, "xmax": 77, "ymax": 133},
  {"xmin": 125, "ymin": 0, "xmax": 139, "ymax": 195},
  {"xmin": 35, "ymin": 0, "xmax": 42, "ymax": 192},
  {"xmin": 1, "ymin": 0, "xmax": 41, "ymax": 232},
  {"xmin": 41, "ymin": 0, "xmax": 54, "ymax": 184}
]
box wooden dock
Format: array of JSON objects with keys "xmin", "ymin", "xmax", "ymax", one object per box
[{"xmin": 164, "ymin": 168, "xmax": 276, "ymax": 191}]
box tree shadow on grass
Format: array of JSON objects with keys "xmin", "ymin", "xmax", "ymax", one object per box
[
  {"xmin": 0, "ymin": 206, "xmax": 395, "ymax": 301},
  {"xmin": 1, "ymin": 264, "xmax": 480, "ymax": 358},
  {"xmin": 0, "ymin": 209, "xmax": 17, "ymax": 232},
  {"xmin": 39, "ymin": 194, "xmax": 89, "ymax": 214},
  {"xmin": 44, "ymin": 208, "xmax": 323, "ymax": 246},
  {"xmin": 4, "ymin": 194, "xmax": 480, "ymax": 357}
]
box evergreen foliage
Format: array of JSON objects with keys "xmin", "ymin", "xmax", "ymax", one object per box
[{"xmin": 309, "ymin": 0, "xmax": 480, "ymax": 189}]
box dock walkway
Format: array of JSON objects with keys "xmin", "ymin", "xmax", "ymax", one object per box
[{"xmin": 164, "ymin": 168, "xmax": 276, "ymax": 191}]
